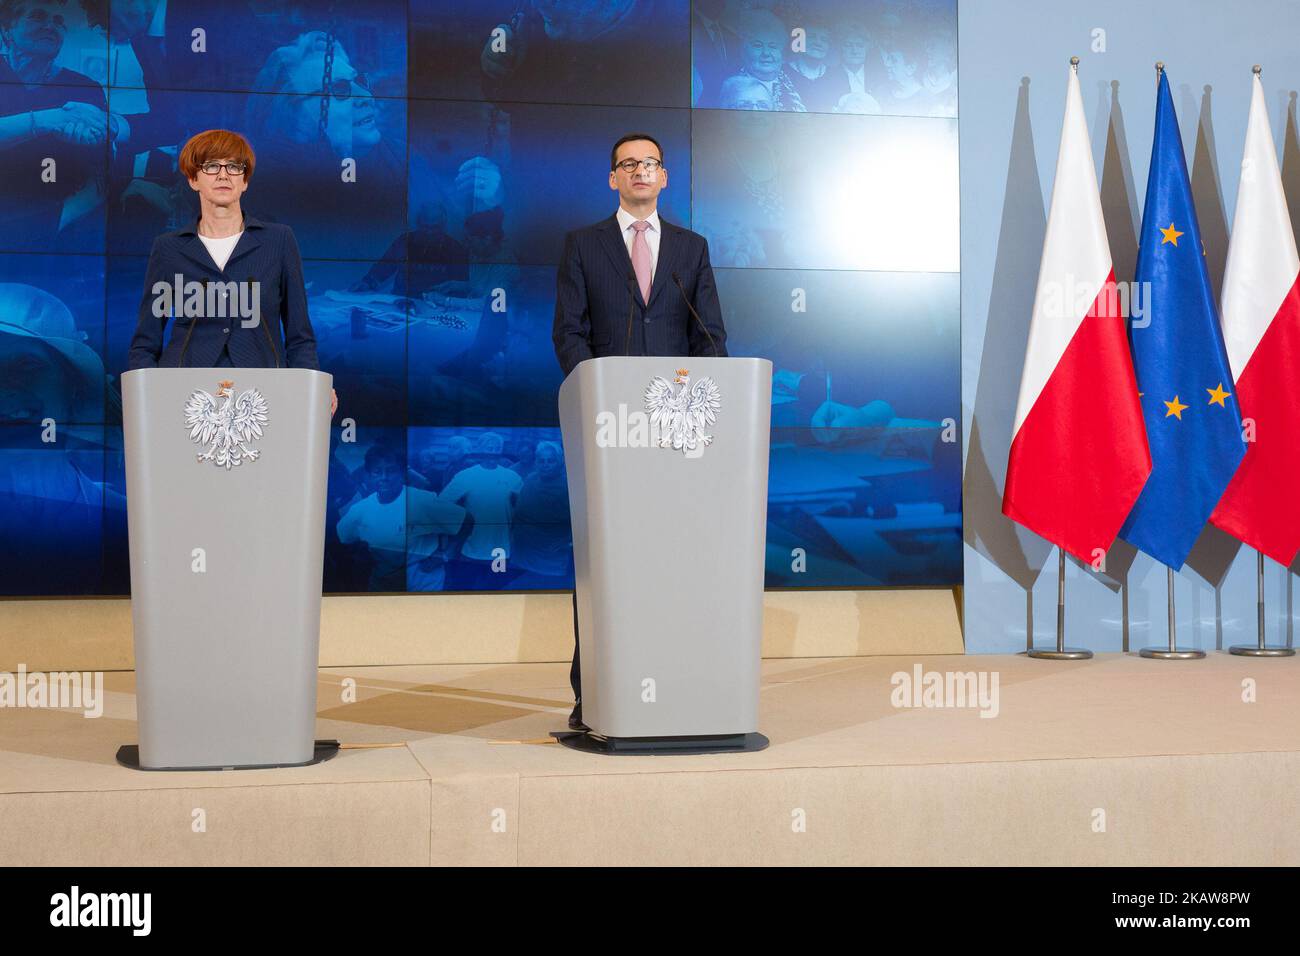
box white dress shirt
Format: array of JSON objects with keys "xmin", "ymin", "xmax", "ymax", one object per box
[
  {"xmin": 616, "ymin": 206, "xmax": 661, "ymax": 282},
  {"xmin": 198, "ymin": 231, "xmax": 243, "ymax": 272}
]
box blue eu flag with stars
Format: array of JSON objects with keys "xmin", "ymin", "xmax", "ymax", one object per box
[{"xmin": 1121, "ymin": 70, "xmax": 1245, "ymax": 569}]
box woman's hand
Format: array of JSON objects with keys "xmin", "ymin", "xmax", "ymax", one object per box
[{"xmin": 331, "ymin": 389, "xmax": 338, "ymax": 416}]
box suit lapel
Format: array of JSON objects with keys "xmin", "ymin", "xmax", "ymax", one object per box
[
  {"xmin": 179, "ymin": 233, "xmax": 218, "ymax": 274},
  {"xmin": 645, "ymin": 218, "xmax": 679, "ymax": 310},
  {"xmin": 597, "ymin": 215, "xmax": 639, "ymax": 302},
  {"xmin": 224, "ymin": 227, "xmax": 262, "ymax": 273},
  {"xmin": 180, "ymin": 215, "xmax": 264, "ymax": 276}
]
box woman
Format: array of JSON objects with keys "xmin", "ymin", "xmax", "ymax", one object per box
[
  {"xmin": 126, "ymin": 128, "xmax": 337, "ymax": 414},
  {"xmin": 731, "ymin": 10, "xmax": 807, "ymax": 113}
]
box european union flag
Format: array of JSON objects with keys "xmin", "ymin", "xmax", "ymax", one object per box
[{"xmin": 1121, "ymin": 70, "xmax": 1245, "ymax": 568}]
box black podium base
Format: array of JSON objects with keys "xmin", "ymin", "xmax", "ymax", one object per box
[
  {"xmin": 552, "ymin": 730, "xmax": 769, "ymax": 755},
  {"xmin": 115, "ymin": 739, "xmax": 341, "ymax": 772}
]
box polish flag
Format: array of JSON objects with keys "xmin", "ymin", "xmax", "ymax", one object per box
[
  {"xmin": 1209, "ymin": 72, "xmax": 1300, "ymax": 565},
  {"xmin": 1002, "ymin": 65, "xmax": 1151, "ymax": 562}
]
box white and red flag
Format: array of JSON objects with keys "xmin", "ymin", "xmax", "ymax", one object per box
[
  {"xmin": 1002, "ymin": 64, "xmax": 1151, "ymax": 561},
  {"xmin": 1210, "ymin": 72, "xmax": 1300, "ymax": 565}
]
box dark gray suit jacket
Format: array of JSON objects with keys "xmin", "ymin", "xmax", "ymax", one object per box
[{"xmin": 552, "ymin": 213, "xmax": 728, "ymax": 377}]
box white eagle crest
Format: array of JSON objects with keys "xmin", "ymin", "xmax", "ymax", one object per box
[
  {"xmin": 644, "ymin": 368, "xmax": 721, "ymax": 453},
  {"xmin": 184, "ymin": 379, "xmax": 269, "ymax": 469}
]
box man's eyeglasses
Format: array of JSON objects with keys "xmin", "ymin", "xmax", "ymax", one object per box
[
  {"xmin": 199, "ymin": 162, "xmax": 247, "ymax": 176},
  {"xmin": 326, "ymin": 73, "xmax": 371, "ymax": 100},
  {"xmin": 614, "ymin": 158, "xmax": 662, "ymax": 173}
]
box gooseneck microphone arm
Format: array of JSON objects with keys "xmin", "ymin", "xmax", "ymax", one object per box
[{"xmin": 671, "ymin": 272, "xmax": 718, "ymax": 357}]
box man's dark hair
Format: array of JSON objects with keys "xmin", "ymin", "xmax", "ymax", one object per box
[
  {"xmin": 364, "ymin": 443, "xmax": 404, "ymax": 473},
  {"xmin": 611, "ymin": 133, "xmax": 663, "ymax": 171}
]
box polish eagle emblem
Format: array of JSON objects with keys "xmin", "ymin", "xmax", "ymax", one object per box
[
  {"xmin": 644, "ymin": 368, "xmax": 721, "ymax": 453},
  {"xmin": 184, "ymin": 379, "xmax": 269, "ymax": 469}
]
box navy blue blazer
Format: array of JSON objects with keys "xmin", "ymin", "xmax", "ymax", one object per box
[
  {"xmin": 552, "ymin": 213, "xmax": 728, "ymax": 377},
  {"xmin": 127, "ymin": 215, "xmax": 320, "ymax": 370}
]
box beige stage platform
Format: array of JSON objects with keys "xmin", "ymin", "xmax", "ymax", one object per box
[{"xmin": 1, "ymin": 652, "xmax": 1296, "ymax": 866}]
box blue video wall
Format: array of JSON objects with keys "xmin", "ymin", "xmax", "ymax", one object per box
[{"xmin": 0, "ymin": 0, "xmax": 959, "ymax": 595}]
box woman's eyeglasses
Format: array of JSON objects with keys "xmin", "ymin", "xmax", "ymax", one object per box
[{"xmin": 198, "ymin": 162, "xmax": 247, "ymax": 176}]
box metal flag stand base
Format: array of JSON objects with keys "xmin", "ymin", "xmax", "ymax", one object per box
[
  {"xmin": 1229, "ymin": 550, "xmax": 1296, "ymax": 656},
  {"xmin": 1028, "ymin": 548, "xmax": 1093, "ymax": 660},
  {"xmin": 1139, "ymin": 567, "xmax": 1205, "ymax": 659}
]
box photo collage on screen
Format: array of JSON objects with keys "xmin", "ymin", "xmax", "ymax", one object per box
[{"xmin": 1, "ymin": 0, "xmax": 959, "ymax": 595}]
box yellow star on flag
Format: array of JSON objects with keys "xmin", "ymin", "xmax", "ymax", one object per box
[
  {"xmin": 1160, "ymin": 223, "xmax": 1184, "ymax": 246},
  {"xmin": 1207, "ymin": 383, "xmax": 1231, "ymax": 406},
  {"xmin": 1164, "ymin": 395, "xmax": 1188, "ymax": 419}
]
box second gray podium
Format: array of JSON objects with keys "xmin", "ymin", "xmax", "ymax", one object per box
[{"xmin": 558, "ymin": 356, "xmax": 772, "ymax": 754}]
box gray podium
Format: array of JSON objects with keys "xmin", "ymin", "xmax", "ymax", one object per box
[
  {"xmin": 118, "ymin": 368, "xmax": 335, "ymax": 771},
  {"xmin": 558, "ymin": 356, "xmax": 772, "ymax": 754}
]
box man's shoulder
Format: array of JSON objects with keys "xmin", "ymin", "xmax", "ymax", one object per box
[
  {"xmin": 564, "ymin": 216, "xmax": 618, "ymax": 243},
  {"xmin": 339, "ymin": 493, "xmax": 378, "ymax": 524},
  {"xmin": 663, "ymin": 219, "xmax": 708, "ymax": 248},
  {"xmin": 407, "ymin": 485, "xmax": 451, "ymax": 509}
]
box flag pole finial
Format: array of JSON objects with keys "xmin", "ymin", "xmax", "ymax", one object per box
[
  {"xmin": 1253, "ymin": 64, "xmax": 1262, "ymax": 75},
  {"xmin": 1070, "ymin": 55, "xmax": 1079, "ymax": 71},
  {"xmin": 1155, "ymin": 61, "xmax": 1164, "ymax": 74}
]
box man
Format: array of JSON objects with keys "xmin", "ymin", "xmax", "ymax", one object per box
[
  {"xmin": 691, "ymin": 0, "xmax": 738, "ymax": 106},
  {"xmin": 815, "ymin": 20, "xmax": 884, "ymax": 115},
  {"xmin": 552, "ymin": 132, "xmax": 729, "ymax": 730},
  {"xmin": 438, "ymin": 432, "xmax": 523, "ymax": 590},
  {"xmin": 336, "ymin": 444, "xmax": 469, "ymax": 592},
  {"xmin": 510, "ymin": 440, "xmax": 573, "ymax": 590},
  {"xmin": 786, "ymin": 19, "xmax": 832, "ymax": 106},
  {"xmin": 0, "ymin": 0, "xmax": 110, "ymax": 251}
]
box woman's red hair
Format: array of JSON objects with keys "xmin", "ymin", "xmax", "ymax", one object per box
[{"xmin": 178, "ymin": 129, "xmax": 256, "ymax": 181}]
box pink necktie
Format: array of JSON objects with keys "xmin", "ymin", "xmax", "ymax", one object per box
[{"xmin": 631, "ymin": 220, "xmax": 652, "ymax": 304}]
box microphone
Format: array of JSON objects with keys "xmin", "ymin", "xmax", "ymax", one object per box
[
  {"xmin": 178, "ymin": 278, "xmax": 210, "ymax": 368},
  {"xmin": 624, "ymin": 272, "xmax": 637, "ymax": 357},
  {"xmin": 671, "ymin": 272, "xmax": 718, "ymax": 357}
]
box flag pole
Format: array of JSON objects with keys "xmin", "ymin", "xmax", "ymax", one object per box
[
  {"xmin": 1230, "ymin": 548, "xmax": 1296, "ymax": 656},
  {"xmin": 1026, "ymin": 55, "xmax": 1092, "ymax": 662},
  {"xmin": 1140, "ymin": 565, "xmax": 1206, "ymax": 659},
  {"xmin": 1133, "ymin": 60, "xmax": 1205, "ymax": 661},
  {"xmin": 1013, "ymin": 54, "xmax": 1132, "ymax": 661},
  {"xmin": 1224, "ymin": 65, "xmax": 1296, "ymax": 656},
  {"xmin": 1028, "ymin": 545, "xmax": 1093, "ymax": 659}
]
